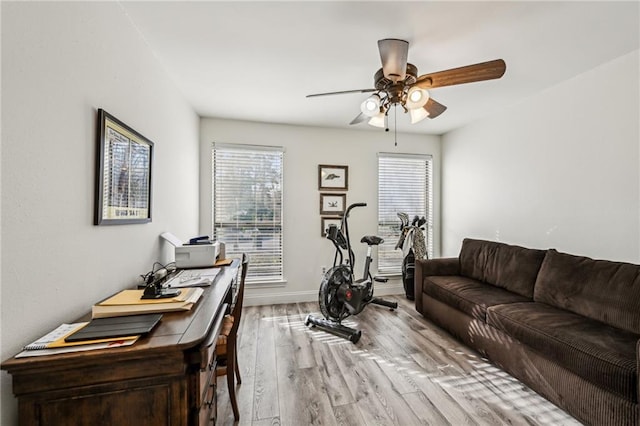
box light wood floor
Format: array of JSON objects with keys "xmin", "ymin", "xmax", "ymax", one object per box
[{"xmin": 216, "ymin": 296, "xmax": 582, "ymax": 426}]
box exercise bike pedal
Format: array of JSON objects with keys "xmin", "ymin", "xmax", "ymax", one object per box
[{"xmin": 370, "ymin": 297, "xmax": 398, "ymax": 311}]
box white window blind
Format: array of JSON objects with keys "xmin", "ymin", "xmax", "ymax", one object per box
[
  {"xmin": 212, "ymin": 144, "xmax": 284, "ymax": 282},
  {"xmin": 377, "ymin": 153, "xmax": 433, "ymax": 274}
]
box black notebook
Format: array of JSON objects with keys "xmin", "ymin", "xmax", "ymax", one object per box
[{"xmin": 65, "ymin": 313, "xmax": 163, "ymax": 342}]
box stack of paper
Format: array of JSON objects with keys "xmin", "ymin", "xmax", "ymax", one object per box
[
  {"xmin": 92, "ymin": 287, "xmax": 203, "ymax": 318},
  {"xmin": 16, "ymin": 323, "xmax": 138, "ymax": 358},
  {"xmin": 165, "ymin": 268, "xmax": 220, "ymax": 288}
]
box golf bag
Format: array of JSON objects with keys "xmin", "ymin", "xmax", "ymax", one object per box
[
  {"xmin": 402, "ymin": 249, "xmax": 416, "ymax": 300},
  {"xmin": 396, "ymin": 213, "xmax": 427, "ymax": 300}
]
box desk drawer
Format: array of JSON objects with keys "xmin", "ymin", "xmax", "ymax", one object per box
[
  {"xmin": 199, "ymin": 374, "xmax": 217, "ymax": 425},
  {"xmin": 195, "ymin": 341, "xmax": 217, "ymax": 424},
  {"xmin": 189, "ymin": 303, "xmax": 228, "ymax": 370},
  {"xmin": 198, "ymin": 355, "xmax": 216, "ymax": 408},
  {"xmin": 188, "ymin": 303, "xmax": 228, "ymax": 425}
]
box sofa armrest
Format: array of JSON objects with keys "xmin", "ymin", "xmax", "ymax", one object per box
[
  {"xmin": 414, "ymin": 257, "xmax": 460, "ymax": 312},
  {"xmin": 637, "ymin": 339, "xmax": 640, "ymax": 401},
  {"xmin": 416, "ymin": 257, "xmax": 460, "ymax": 277}
]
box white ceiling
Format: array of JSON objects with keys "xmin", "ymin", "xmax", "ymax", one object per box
[{"xmin": 120, "ymin": 1, "xmax": 639, "ymax": 135}]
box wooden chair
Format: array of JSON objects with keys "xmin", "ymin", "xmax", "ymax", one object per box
[{"xmin": 216, "ymin": 253, "xmax": 248, "ymax": 421}]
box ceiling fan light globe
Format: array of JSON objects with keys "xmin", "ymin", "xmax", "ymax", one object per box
[
  {"xmin": 368, "ymin": 112, "xmax": 386, "ymax": 128},
  {"xmin": 406, "ymin": 87, "xmax": 429, "ymax": 109},
  {"xmin": 409, "ymin": 107, "xmax": 430, "ymax": 124},
  {"xmin": 360, "ymin": 94, "xmax": 381, "ymax": 117},
  {"xmin": 409, "ymin": 90, "xmax": 422, "ymax": 103}
]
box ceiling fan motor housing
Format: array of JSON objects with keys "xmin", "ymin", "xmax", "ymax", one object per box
[{"xmin": 374, "ymin": 63, "xmax": 418, "ymax": 107}]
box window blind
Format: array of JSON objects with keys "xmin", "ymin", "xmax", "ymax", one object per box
[
  {"xmin": 212, "ymin": 144, "xmax": 284, "ymax": 282},
  {"xmin": 104, "ymin": 128, "xmax": 151, "ymax": 219},
  {"xmin": 377, "ymin": 153, "xmax": 433, "ymax": 274}
]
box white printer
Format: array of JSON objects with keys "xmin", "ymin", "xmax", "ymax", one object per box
[{"xmin": 161, "ymin": 232, "xmax": 223, "ymax": 269}]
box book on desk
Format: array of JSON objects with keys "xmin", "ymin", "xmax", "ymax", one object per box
[
  {"xmin": 16, "ymin": 322, "xmax": 140, "ymax": 358},
  {"xmin": 15, "ymin": 312, "xmax": 166, "ymax": 358}
]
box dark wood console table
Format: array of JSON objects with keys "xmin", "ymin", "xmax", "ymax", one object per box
[{"xmin": 1, "ymin": 260, "xmax": 239, "ymax": 426}]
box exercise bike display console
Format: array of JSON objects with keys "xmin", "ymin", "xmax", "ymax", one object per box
[{"xmin": 305, "ymin": 203, "xmax": 398, "ymax": 343}]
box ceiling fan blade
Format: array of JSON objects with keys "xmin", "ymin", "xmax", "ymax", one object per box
[
  {"xmin": 424, "ymin": 98, "xmax": 447, "ymax": 119},
  {"xmin": 378, "ymin": 39, "xmax": 409, "ymax": 83},
  {"xmin": 413, "ymin": 59, "xmax": 506, "ymax": 89},
  {"xmin": 306, "ymin": 88, "xmax": 376, "ymax": 98},
  {"xmin": 349, "ymin": 112, "xmax": 367, "ymax": 125}
]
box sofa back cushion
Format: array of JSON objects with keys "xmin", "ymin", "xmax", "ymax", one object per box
[
  {"xmin": 534, "ymin": 249, "xmax": 640, "ymax": 334},
  {"xmin": 459, "ymin": 238, "xmax": 546, "ymax": 298}
]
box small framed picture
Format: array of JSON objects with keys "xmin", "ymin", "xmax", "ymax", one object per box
[
  {"xmin": 320, "ymin": 193, "xmax": 346, "ymax": 215},
  {"xmin": 321, "ymin": 217, "xmax": 342, "ymax": 237},
  {"xmin": 318, "ymin": 164, "xmax": 348, "ymax": 191}
]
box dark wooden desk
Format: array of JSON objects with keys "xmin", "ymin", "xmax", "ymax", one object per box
[{"xmin": 1, "ymin": 260, "xmax": 239, "ymax": 426}]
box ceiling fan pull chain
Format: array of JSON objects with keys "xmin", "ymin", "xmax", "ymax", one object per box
[{"xmin": 394, "ymin": 105, "xmax": 398, "ymax": 146}]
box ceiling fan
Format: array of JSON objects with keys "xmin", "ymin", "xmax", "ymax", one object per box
[{"xmin": 306, "ymin": 39, "xmax": 506, "ymax": 128}]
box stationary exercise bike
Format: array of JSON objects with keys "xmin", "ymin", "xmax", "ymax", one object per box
[{"xmin": 305, "ymin": 203, "xmax": 398, "ymax": 343}]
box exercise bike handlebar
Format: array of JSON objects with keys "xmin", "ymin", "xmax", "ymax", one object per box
[
  {"xmin": 344, "ymin": 202, "xmax": 367, "ymax": 217},
  {"xmin": 340, "ymin": 203, "xmax": 367, "ymax": 279},
  {"xmin": 323, "ymin": 203, "xmax": 369, "ymax": 275}
]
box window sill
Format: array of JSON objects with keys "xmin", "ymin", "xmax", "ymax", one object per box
[
  {"xmin": 376, "ymin": 271, "xmax": 402, "ymax": 278},
  {"xmin": 246, "ymin": 279, "xmax": 288, "ymax": 288}
]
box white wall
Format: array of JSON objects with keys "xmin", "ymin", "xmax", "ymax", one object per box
[
  {"xmin": 1, "ymin": 3, "xmax": 200, "ymax": 423},
  {"xmin": 442, "ymin": 50, "xmax": 640, "ymax": 262},
  {"xmin": 199, "ymin": 119, "xmax": 441, "ymax": 305}
]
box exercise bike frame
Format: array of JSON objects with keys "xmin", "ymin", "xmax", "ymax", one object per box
[
  {"xmin": 327, "ymin": 202, "xmax": 364, "ymax": 279},
  {"xmin": 305, "ymin": 203, "xmax": 398, "ymax": 343}
]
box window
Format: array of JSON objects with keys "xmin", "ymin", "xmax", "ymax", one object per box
[
  {"xmin": 212, "ymin": 144, "xmax": 284, "ymax": 282},
  {"xmin": 377, "ymin": 153, "xmax": 433, "ymax": 274}
]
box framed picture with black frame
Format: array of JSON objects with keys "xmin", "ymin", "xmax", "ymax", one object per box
[{"xmin": 95, "ymin": 109, "xmax": 153, "ymax": 225}]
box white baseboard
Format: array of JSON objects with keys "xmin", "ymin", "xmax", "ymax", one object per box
[{"xmin": 244, "ymin": 282, "xmax": 405, "ymax": 307}]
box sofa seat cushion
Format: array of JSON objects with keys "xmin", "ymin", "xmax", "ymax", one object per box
[
  {"xmin": 487, "ymin": 302, "xmax": 638, "ymax": 402},
  {"xmin": 534, "ymin": 249, "xmax": 640, "ymax": 334},
  {"xmin": 459, "ymin": 238, "xmax": 546, "ymax": 298},
  {"xmin": 423, "ymin": 275, "xmax": 530, "ymax": 321}
]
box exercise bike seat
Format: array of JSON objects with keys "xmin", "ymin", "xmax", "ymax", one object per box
[{"xmin": 361, "ymin": 235, "xmax": 384, "ymax": 246}]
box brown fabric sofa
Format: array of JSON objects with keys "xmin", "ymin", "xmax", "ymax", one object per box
[{"xmin": 415, "ymin": 238, "xmax": 640, "ymax": 425}]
